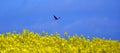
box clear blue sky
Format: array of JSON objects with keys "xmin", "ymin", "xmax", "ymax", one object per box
[{"xmin": 0, "ymin": 0, "xmax": 120, "ymax": 40}]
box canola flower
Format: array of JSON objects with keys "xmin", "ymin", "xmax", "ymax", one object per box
[{"xmin": 0, "ymin": 29, "xmax": 120, "ymax": 53}]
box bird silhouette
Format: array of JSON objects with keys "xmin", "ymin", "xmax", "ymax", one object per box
[{"xmin": 53, "ymin": 15, "xmax": 60, "ymax": 20}]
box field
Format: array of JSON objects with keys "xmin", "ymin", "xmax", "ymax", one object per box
[{"xmin": 0, "ymin": 29, "xmax": 120, "ymax": 53}]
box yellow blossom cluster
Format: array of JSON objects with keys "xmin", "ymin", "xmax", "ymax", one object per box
[{"xmin": 0, "ymin": 29, "xmax": 120, "ymax": 53}]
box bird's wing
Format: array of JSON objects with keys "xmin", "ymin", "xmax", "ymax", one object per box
[{"xmin": 54, "ymin": 16, "xmax": 58, "ymax": 19}]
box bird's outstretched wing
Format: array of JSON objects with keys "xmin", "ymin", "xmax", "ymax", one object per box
[{"xmin": 53, "ymin": 15, "xmax": 58, "ymax": 20}]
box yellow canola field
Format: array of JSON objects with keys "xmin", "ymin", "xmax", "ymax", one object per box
[{"xmin": 0, "ymin": 29, "xmax": 120, "ymax": 53}]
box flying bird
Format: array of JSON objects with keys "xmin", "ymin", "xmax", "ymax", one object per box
[{"xmin": 53, "ymin": 15, "xmax": 60, "ymax": 20}]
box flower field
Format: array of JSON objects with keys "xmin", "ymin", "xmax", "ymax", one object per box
[{"xmin": 0, "ymin": 29, "xmax": 120, "ymax": 53}]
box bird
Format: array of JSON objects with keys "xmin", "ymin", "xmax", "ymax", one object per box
[{"xmin": 53, "ymin": 15, "xmax": 60, "ymax": 20}]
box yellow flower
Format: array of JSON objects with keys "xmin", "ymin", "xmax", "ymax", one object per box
[{"xmin": 0, "ymin": 29, "xmax": 120, "ymax": 53}]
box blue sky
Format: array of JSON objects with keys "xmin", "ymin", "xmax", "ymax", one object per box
[{"xmin": 0, "ymin": 0, "xmax": 120, "ymax": 40}]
